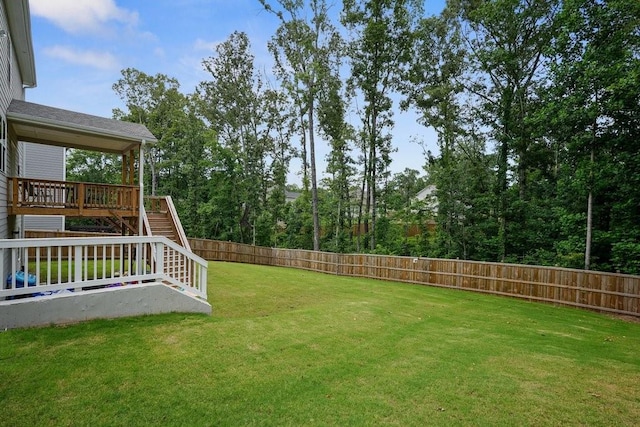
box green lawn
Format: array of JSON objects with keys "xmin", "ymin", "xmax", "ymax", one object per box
[{"xmin": 1, "ymin": 262, "xmax": 639, "ymax": 426}]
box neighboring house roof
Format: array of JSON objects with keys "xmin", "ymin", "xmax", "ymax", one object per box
[
  {"xmin": 4, "ymin": 0, "xmax": 36, "ymax": 87},
  {"xmin": 7, "ymin": 100, "xmax": 157, "ymax": 154},
  {"xmin": 414, "ymin": 185, "xmax": 438, "ymax": 214},
  {"xmin": 285, "ymin": 190, "xmax": 301, "ymax": 202},
  {"xmin": 415, "ymin": 185, "xmax": 436, "ymax": 202}
]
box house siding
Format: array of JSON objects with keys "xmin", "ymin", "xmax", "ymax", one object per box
[
  {"xmin": 23, "ymin": 215, "xmax": 64, "ymax": 231},
  {"xmin": 0, "ymin": 3, "xmax": 7, "ymax": 243},
  {"xmin": 1, "ymin": 0, "xmax": 28, "ymax": 277},
  {"xmin": 23, "ymin": 143, "xmax": 65, "ymax": 231},
  {"xmin": 1, "ymin": 1, "xmax": 24, "ymax": 240}
]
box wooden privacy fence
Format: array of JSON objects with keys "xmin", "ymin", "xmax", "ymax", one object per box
[{"xmin": 189, "ymin": 238, "xmax": 640, "ymax": 317}]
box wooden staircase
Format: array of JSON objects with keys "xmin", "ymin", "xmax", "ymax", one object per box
[
  {"xmin": 143, "ymin": 196, "xmax": 194, "ymax": 287},
  {"xmin": 147, "ymin": 211, "xmax": 180, "ymax": 245},
  {"xmin": 143, "ymin": 196, "xmax": 191, "ymax": 252}
]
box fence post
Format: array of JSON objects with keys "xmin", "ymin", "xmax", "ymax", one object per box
[{"xmin": 412, "ymin": 257, "xmax": 417, "ymax": 283}]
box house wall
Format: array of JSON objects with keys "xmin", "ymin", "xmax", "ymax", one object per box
[
  {"xmin": 1, "ymin": 0, "xmax": 28, "ymax": 279},
  {"xmin": 23, "ymin": 143, "xmax": 65, "ymax": 231}
]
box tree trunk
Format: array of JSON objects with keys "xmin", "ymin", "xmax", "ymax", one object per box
[
  {"xmin": 356, "ymin": 150, "xmax": 368, "ymax": 252},
  {"xmin": 584, "ymin": 149, "xmax": 594, "ymax": 270},
  {"xmin": 148, "ymin": 150, "xmax": 157, "ymax": 196},
  {"xmin": 585, "ymin": 92, "xmax": 599, "ymax": 271},
  {"xmin": 497, "ymin": 89, "xmax": 513, "ymax": 262},
  {"xmin": 308, "ymin": 104, "xmax": 320, "ymax": 252},
  {"xmin": 299, "ymin": 110, "xmax": 309, "ymax": 190},
  {"xmin": 369, "ymin": 111, "xmax": 377, "ymax": 251}
]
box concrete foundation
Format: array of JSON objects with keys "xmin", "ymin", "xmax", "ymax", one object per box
[{"xmin": 0, "ymin": 282, "xmax": 211, "ymax": 329}]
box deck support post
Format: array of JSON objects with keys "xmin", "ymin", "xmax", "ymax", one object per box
[
  {"xmin": 138, "ymin": 141, "xmax": 145, "ymax": 238},
  {"xmin": 137, "ymin": 140, "xmax": 146, "ymax": 275}
]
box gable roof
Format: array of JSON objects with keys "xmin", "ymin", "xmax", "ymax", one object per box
[
  {"xmin": 7, "ymin": 100, "xmax": 157, "ymax": 154},
  {"xmin": 415, "ymin": 185, "xmax": 436, "ymax": 201},
  {"xmin": 285, "ymin": 190, "xmax": 301, "ymax": 202}
]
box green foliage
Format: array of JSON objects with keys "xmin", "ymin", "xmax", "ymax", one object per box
[
  {"xmin": 541, "ymin": 0, "xmax": 640, "ymax": 272},
  {"xmin": 65, "ymin": 149, "xmax": 121, "ymax": 184},
  {"xmin": 78, "ymin": 0, "xmax": 640, "ymax": 274},
  {"xmin": 341, "ymin": 0, "xmax": 423, "ymax": 251},
  {"xmin": 260, "ymin": 0, "xmax": 343, "ymax": 251}
]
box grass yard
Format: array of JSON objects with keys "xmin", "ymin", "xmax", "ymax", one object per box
[{"xmin": 1, "ymin": 261, "xmax": 639, "ymax": 426}]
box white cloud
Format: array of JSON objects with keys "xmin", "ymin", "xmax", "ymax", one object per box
[
  {"xmin": 193, "ymin": 38, "xmax": 220, "ymax": 52},
  {"xmin": 153, "ymin": 47, "xmax": 166, "ymax": 58},
  {"xmin": 43, "ymin": 45, "xmax": 120, "ymax": 70},
  {"xmin": 30, "ymin": 0, "xmax": 138, "ymax": 35}
]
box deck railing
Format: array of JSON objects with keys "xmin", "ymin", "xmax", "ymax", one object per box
[
  {"xmin": 9, "ymin": 177, "xmax": 139, "ymax": 215},
  {"xmin": 0, "ymin": 236, "xmax": 207, "ymax": 300}
]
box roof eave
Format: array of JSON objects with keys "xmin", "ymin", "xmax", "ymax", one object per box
[
  {"xmin": 5, "ymin": 0, "xmax": 37, "ymax": 88},
  {"xmin": 6, "ymin": 110, "xmax": 155, "ymax": 146}
]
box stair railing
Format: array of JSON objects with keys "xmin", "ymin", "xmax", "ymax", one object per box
[
  {"xmin": 163, "ymin": 196, "xmax": 191, "ymax": 252},
  {"xmin": 141, "ymin": 204, "xmax": 153, "ymax": 237},
  {"xmin": 144, "ymin": 196, "xmax": 191, "ymax": 252}
]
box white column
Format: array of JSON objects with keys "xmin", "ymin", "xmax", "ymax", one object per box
[
  {"xmin": 138, "ymin": 140, "xmax": 145, "ymax": 276},
  {"xmin": 138, "ymin": 140, "xmax": 145, "ymax": 237}
]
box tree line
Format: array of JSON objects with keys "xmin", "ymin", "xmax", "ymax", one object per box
[{"xmin": 66, "ymin": 0, "xmax": 640, "ymax": 275}]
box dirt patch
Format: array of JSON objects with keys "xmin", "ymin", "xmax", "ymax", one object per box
[{"xmin": 606, "ymin": 313, "xmax": 640, "ymax": 324}]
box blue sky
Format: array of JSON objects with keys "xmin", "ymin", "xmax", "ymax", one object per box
[{"xmin": 27, "ymin": 0, "xmax": 444, "ymax": 183}]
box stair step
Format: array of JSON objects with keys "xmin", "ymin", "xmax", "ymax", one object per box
[{"xmin": 145, "ymin": 203, "xmax": 187, "ymax": 249}]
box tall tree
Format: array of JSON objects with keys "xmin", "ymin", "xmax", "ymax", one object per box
[
  {"xmin": 544, "ymin": 0, "xmax": 640, "ymax": 272},
  {"xmin": 263, "ymin": 87, "xmax": 296, "ymax": 245},
  {"xmin": 455, "ymin": 0, "xmax": 558, "ymax": 261},
  {"xmin": 168, "ymin": 97, "xmax": 215, "ymax": 237},
  {"xmin": 260, "ymin": 0, "xmax": 341, "ymax": 251},
  {"xmin": 318, "ymin": 48, "xmax": 354, "ymax": 253},
  {"xmin": 402, "ymin": 6, "xmax": 474, "ymax": 259},
  {"xmin": 198, "ymin": 31, "xmax": 272, "ymax": 244},
  {"xmin": 342, "ymin": 0, "xmax": 423, "ymax": 250},
  {"xmin": 112, "ymin": 68, "xmax": 184, "ymax": 196}
]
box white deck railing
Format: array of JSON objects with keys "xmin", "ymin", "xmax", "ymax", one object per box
[{"xmin": 0, "ymin": 236, "xmax": 208, "ymax": 301}]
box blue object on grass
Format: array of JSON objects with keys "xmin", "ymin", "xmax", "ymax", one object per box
[{"xmin": 6, "ymin": 270, "xmax": 37, "ymax": 288}]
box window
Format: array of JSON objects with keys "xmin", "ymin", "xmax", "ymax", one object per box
[{"xmin": 0, "ymin": 114, "xmax": 7, "ymax": 173}]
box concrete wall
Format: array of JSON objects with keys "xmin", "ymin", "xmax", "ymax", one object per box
[{"xmin": 0, "ymin": 282, "xmax": 212, "ymax": 329}]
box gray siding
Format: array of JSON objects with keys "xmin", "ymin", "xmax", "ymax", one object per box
[
  {"xmin": 2, "ymin": 1, "xmax": 27, "ymax": 237},
  {"xmin": 23, "ymin": 215, "xmax": 64, "ymax": 231},
  {"xmin": 23, "ymin": 143, "xmax": 65, "ymax": 231},
  {"xmin": 1, "ymin": 0, "xmax": 29, "ymax": 277},
  {"xmin": 23, "ymin": 143, "xmax": 65, "ymax": 180},
  {"xmin": 1, "ymin": 1, "xmax": 12, "ymax": 241}
]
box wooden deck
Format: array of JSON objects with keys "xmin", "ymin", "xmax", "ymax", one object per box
[{"xmin": 8, "ymin": 177, "xmax": 139, "ymax": 217}]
